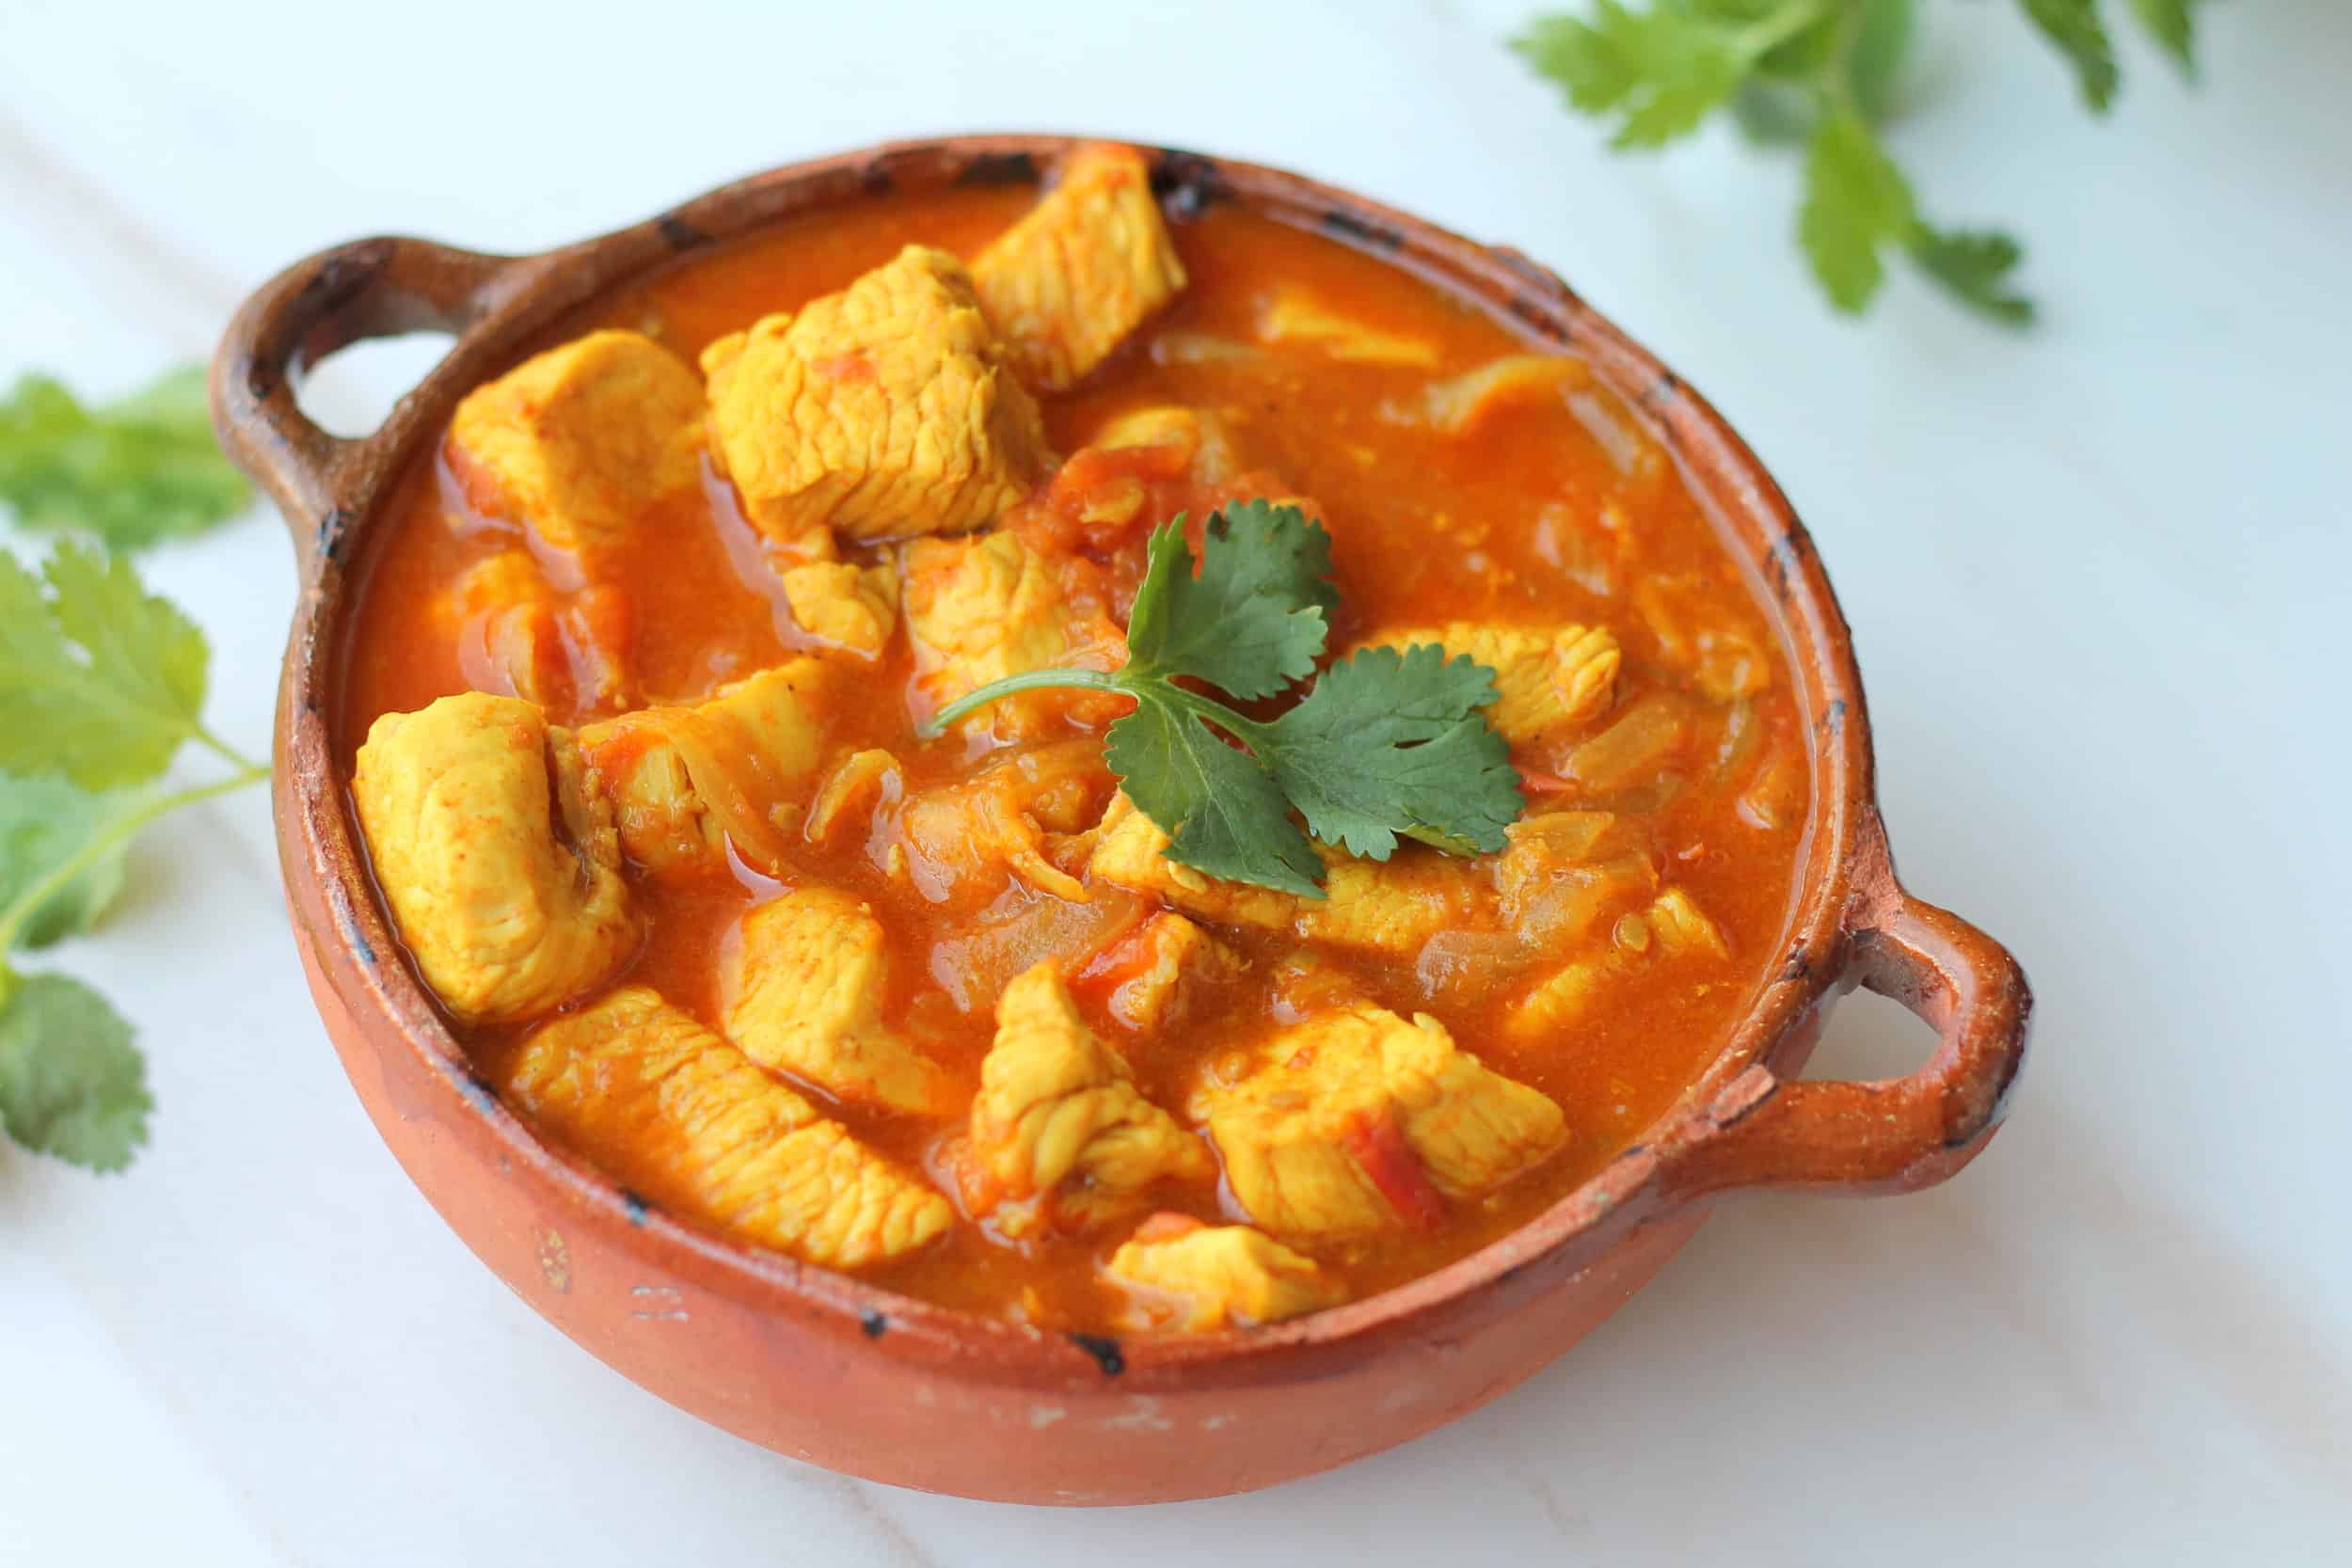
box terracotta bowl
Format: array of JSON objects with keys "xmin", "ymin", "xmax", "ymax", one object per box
[{"xmin": 210, "ymin": 135, "xmax": 2031, "ymax": 1505}]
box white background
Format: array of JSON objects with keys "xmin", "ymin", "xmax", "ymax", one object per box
[{"xmin": 3, "ymin": 1, "xmax": 2347, "ymax": 1563}]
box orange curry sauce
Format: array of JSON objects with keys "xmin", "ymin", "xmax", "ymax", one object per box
[{"xmin": 337, "ymin": 183, "xmax": 1808, "ymax": 1329}]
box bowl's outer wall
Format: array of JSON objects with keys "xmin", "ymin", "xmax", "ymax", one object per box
[
  {"xmin": 232, "ymin": 135, "xmax": 2010, "ymax": 1505},
  {"xmin": 292, "ymin": 855, "xmax": 1719, "ymax": 1498}
]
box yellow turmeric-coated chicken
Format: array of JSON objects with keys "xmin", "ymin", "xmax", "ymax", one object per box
[
  {"xmin": 972, "ymin": 143, "xmax": 1189, "ymax": 391},
  {"xmin": 1105, "ymin": 1214, "xmax": 1344, "ymax": 1331},
  {"xmin": 721, "ymin": 887, "xmax": 951, "ymax": 1117},
  {"xmin": 1356, "ymin": 621, "xmax": 1620, "ymax": 745},
  {"xmin": 350, "ymin": 693, "xmax": 639, "ymax": 1023},
  {"xmin": 503, "ymin": 987, "xmax": 951, "ymax": 1268},
  {"xmin": 438, "ymin": 549, "xmax": 634, "ymax": 718},
  {"xmin": 780, "ymin": 561, "xmax": 898, "ymax": 657},
  {"xmin": 961, "ymin": 963, "xmax": 1211, "ymax": 1238},
  {"xmin": 895, "ymin": 739, "xmax": 1116, "ymax": 906},
  {"xmin": 1093, "ymin": 911, "xmax": 1238, "ymax": 1034},
  {"xmin": 1087, "ymin": 795, "xmax": 1486, "ymax": 957},
  {"xmin": 1193, "ymin": 1004, "xmax": 1565, "ymax": 1243},
  {"xmin": 574, "ymin": 659, "xmax": 837, "ymax": 879},
  {"xmin": 701, "ymin": 245, "xmax": 1050, "ymax": 546},
  {"xmin": 446, "ymin": 329, "xmax": 705, "ymax": 565},
  {"xmin": 902, "ymin": 531, "xmax": 1129, "ymax": 739}
]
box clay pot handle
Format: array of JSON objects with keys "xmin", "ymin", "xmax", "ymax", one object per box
[
  {"xmin": 209, "ymin": 236, "xmax": 520, "ymax": 572},
  {"xmin": 1671, "ymin": 881, "xmax": 2033, "ymax": 1199}
]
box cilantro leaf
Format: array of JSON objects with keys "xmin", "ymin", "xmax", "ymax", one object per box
[
  {"xmin": 1124, "ymin": 500, "xmax": 1335, "ymax": 699},
  {"xmin": 1105, "ymin": 690, "xmax": 1325, "ymax": 897},
  {"xmin": 2018, "ymin": 0, "xmax": 2120, "ymax": 112},
  {"xmin": 1513, "ymin": 2, "xmax": 1754, "ymax": 149},
  {"xmin": 0, "ymin": 972, "xmax": 151, "ymax": 1173},
  {"xmin": 0, "ymin": 368, "xmax": 252, "ymax": 550},
  {"xmin": 2125, "ymin": 0, "xmax": 2201, "ymax": 74},
  {"xmin": 1907, "ymin": 222, "xmax": 2037, "ymax": 327},
  {"xmin": 0, "ymin": 542, "xmax": 212, "ymax": 790},
  {"xmin": 1799, "ymin": 103, "xmax": 1916, "ymax": 313},
  {"xmin": 1262, "ymin": 645, "xmax": 1523, "ymax": 862},
  {"xmin": 0, "ymin": 774, "xmax": 134, "ymax": 950},
  {"xmin": 926, "ymin": 503, "xmax": 1523, "ymax": 895}
]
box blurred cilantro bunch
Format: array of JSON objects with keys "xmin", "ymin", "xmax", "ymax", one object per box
[
  {"xmin": 0, "ymin": 368, "xmax": 260, "ymax": 1173},
  {"xmin": 1513, "ymin": 0, "xmax": 2212, "ymax": 325}
]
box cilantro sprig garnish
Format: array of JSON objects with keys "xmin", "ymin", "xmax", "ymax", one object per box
[
  {"xmin": 1512, "ymin": 0, "xmax": 2211, "ymax": 325},
  {"xmin": 918, "ymin": 501, "xmax": 1524, "ymax": 896},
  {"xmin": 0, "ymin": 368, "xmax": 253, "ymax": 549},
  {"xmin": 0, "ymin": 365, "xmax": 266, "ymax": 1175}
]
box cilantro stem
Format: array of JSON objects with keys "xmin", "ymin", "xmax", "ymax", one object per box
[
  {"xmin": 917, "ymin": 668, "xmax": 1128, "ymax": 737},
  {"xmin": 0, "ymin": 761, "xmax": 269, "ymax": 998},
  {"xmin": 194, "ymin": 724, "xmax": 266, "ymax": 776}
]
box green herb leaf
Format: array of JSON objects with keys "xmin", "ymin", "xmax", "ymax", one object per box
[
  {"xmin": 2125, "ymin": 0, "xmax": 2201, "ymax": 74},
  {"xmin": 0, "ymin": 972, "xmax": 151, "ymax": 1173},
  {"xmin": 1124, "ymin": 500, "xmax": 1336, "ymax": 700},
  {"xmin": 1907, "ymin": 222, "xmax": 2038, "ymax": 326},
  {"xmin": 1262, "ymin": 644, "xmax": 1523, "ymax": 862},
  {"xmin": 1513, "ymin": 2, "xmax": 1753, "ymax": 149},
  {"xmin": 927, "ymin": 503, "xmax": 1523, "ymax": 895},
  {"xmin": 0, "ymin": 774, "xmax": 134, "ymax": 951},
  {"xmin": 1847, "ymin": 0, "xmax": 1918, "ymax": 120},
  {"xmin": 1799, "ymin": 103, "xmax": 1916, "ymax": 313},
  {"xmin": 0, "ymin": 543, "xmax": 211, "ymax": 790},
  {"xmin": 1104, "ymin": 690, "xmax": 1326, "ymax": 898},
  {"xmin": 2018, "ymin": 0, "xmax": 2121, "ymax": 111},
  {"xmin": 0, "ymin": 368, "xmax": 251, "ymax": 550}
]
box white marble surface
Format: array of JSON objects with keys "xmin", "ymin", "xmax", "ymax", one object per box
[{"xmin": 3, "ymin": 1, "xmax": 2347, "ymax": 1562}]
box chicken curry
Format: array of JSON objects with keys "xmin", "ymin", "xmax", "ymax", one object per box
[{"xmin": 339, "ymin": 144, "xmax": 1807, "ymax": 1336}]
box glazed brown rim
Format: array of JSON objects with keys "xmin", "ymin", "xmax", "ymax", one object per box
[{"xmin": 212, "ymin": 135, "xmax": 2030, "ymax": 1389}]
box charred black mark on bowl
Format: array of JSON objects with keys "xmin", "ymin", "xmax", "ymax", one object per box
[
  {"xmin": 1321, "ymin": 208, "xmax": 1406, "ymax": 254},
  {"xmin": 1153, "ymin": 150, "xmax": 1226, "ymax": 223},
  {"xmin": 331, "ymin": 887, "xmax": 377, "ymax": 969},
  {"xmin": 1765, "ymin": 529, "xmax": 1815, "ymax": 603},
  {"xmin": 656, "ymin": 212, "xmax": 713, "ymax": 252},
  {"xmin": 248, "ymin": 241, "xmax": 394, "ymax": 403},
  {"xmin": 957, "ymin": 150, "xmax": 1039, "ymax": 188},
  {"xmin": 1640, "ymin": 370, "xmax": 1684, "ymax": 413},
  {"xmin": 621, "ymin": 1189, "xmax": 651, "ymax": 1227},
  {"xmin": 1820, "ymin": 698, "xmax": 1848, "ymax": 736},
  {"xmin": 1780, "ymin": 946, "xmax": 1814, "ymax": 983},
  {"xmin": 1503, "ymin": 289, "xmax": 1574, "ymax": 346},
  {"xmin": 315, "ymin": 504, "xmax": 357, "ymax": 566},
  {"xmin": 454, "ymin": 1069, "xmax": 499, "ymax": 1114},
  {"xmin": 1068, "ymin": 1334, "xmax": 1125, "ymax": 1376},
  {"xmin": 859, "ymin": 1309, "xmax": 890, "ymax": 1339}
]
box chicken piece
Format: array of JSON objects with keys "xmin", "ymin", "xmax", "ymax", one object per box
[
  {"xmin": 1193, "ymin": 1004, "xmax": 1566, "ymax": 1243},
  {"xmin": 1087, "ymin": 405, "xmax": 1237, "ymax": 483},
  {"xmin": 1087, "ymin": 795, "xmax": 1485, "ymax": 957},
  {"xmin": 1357, "ymin": 622, "xmax": 1620, "ymax": 746},
  {"xmin": 1256, "ymin": 288, "xmax": 1438, "ymax": 367},
  {"xmin": 441, "ymin": 550, "xmax": 633, "ymax": 716},
  {"xmin": 701, "ymin": 246, "xmax": 1049, "ymax": 546},
  {"xmin": 961, "ymin": 963, "xmax": 1213, "ymax": 1238},
  {"xmin": 782, "ymin": 561, "xmax": 898, "ymax": 657},
  {"xmin": 896, "ymin": 740, "xmax": 1116, "ymax": 905},
  {"xmin": 1082, "ymin": 912, "xmax": 1240, "ymax": 1034},
  {"xmin": 1417, "ymin": 355, "xmax": 1590, "ymax": 436},
  {"xmin": 503, "ymin": 988, "xmax": 951, "ymax": 1268},
  {"xmin": 446, "ymin": 330, "xmax": 704, "ymax": 565},
  {"xmin": 574, "ymin": 659, "xmax": 836, "ymax": 879},
  {"xmin": 1508, "ymin": 886, "xmax": 1726, "ymax": 1042},
  {"xmin": 720, "ymin": 887, "xmax": 950, "ymax": 1117},
  {"xmin": 972, "ymin": 143, "xmax": 1187, "ymax": 391},
  {"xmin": 1491, "ymin": 809, "xmax": 1655, "ymax": 943},
  {"xmin": 902, "ymin": 531, "xmax": 1129, "ymax": 738},
  {"xmin": 1105, "ymin": 1214, "xmax": 1344, "ymax": 1332},
  {"xmin": 350, "ymin": 693, "xmax": 638, "ymax": 1023}
]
